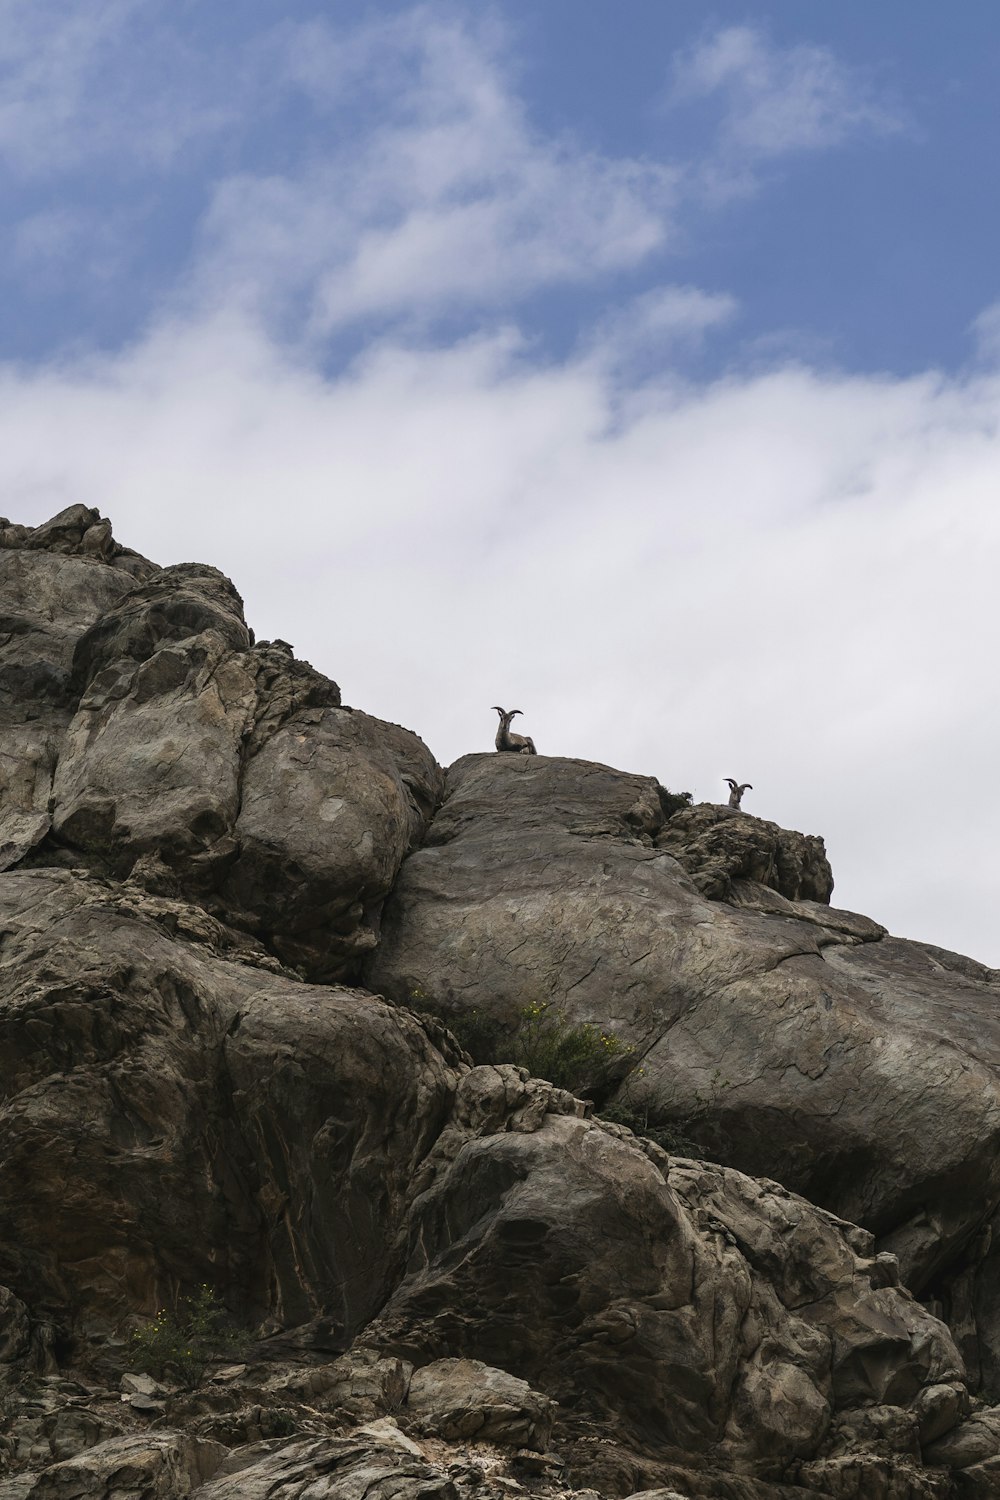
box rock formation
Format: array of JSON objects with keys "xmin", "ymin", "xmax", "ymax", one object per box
[{"xmin": 1, "ymin": 510, "xmax": 1000, "ymax": 1499}]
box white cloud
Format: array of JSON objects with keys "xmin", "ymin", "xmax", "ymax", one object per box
[
  {"xmin": 970, "ymin": 300, "xmax": 1000, "ymax": 365},
  {"xmin": 2, "ymin": 309, "xmax": 999, "ymax": 966},
  {"xmin": 585, "ymin": 285, "xmax": 738, "ymax": 374},
  {"xmin": 0, "ymin": 0, "xmax": 243, "ymax": 177},
  {"xmin": 669, "ymin": 24, "xmax": 905, "ymax": 159},
  {"xmin": 192, "ymin": 12, "xmax": 677, "ymax": 333}
]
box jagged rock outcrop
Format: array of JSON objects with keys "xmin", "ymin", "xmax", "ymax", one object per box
[
  {"xmin": 658, "ymin": 801, "xmax": 834, "ymax": 904},
  {"xmin": 2, "ymin": 510, "xmax": 441, "ymax": 981},
  {"xmin": 0, "ymin": 869, "xmax": 457, "ymax": 1339},
  {"xmin": 0, "ymin": 508, "xmax": 155, "ymax": 875},
  {"xmin": 4, "ymin": 512, "xmax": 1000, "ymax": 1498}
]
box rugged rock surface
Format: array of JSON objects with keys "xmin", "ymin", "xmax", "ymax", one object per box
[
  {"xmin": 3, "ymin": 512, "xmax": 1000, "ymax": 1498},
  {"xmin": 368, "ymin": 753, "xmax": 1000, "ymax": 1395},
  {"xmin": 0, "ymin": 507, "xmax": 154, "ymax": 875},
  {"xmin": 3, "ymin": 510, "xmax": 440, "ymax": 981},
  {"xmin": 657, "ymin": 802, "xmax": 834, "ymax": 904},
  {"xmin": 0, "ymin": 866, "xmax": 991, "ymax": 1496}
]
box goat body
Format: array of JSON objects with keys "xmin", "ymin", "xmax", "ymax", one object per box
[{"xmin": 493, "ymin": 706, "xmax": 537, "ymax": 755}]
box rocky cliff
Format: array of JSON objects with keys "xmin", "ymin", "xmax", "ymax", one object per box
[{"xmin": 1, "ymin": 508, "xmax": 999, "ymax": 1500}]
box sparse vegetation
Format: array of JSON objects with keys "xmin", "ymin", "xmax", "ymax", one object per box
[
  {"xmin": 127, "ymin": 1285, "xmax": 250, "ymax": 1388},
  {"xmin": 598, "ymin": 1066, "xmax": 732, "ymax": 1159},
  {"xmin": 412, "ymin": 990, "xmax": 632, "ymax": 1098},
  {"xmin": 657, "ymin": 785, "xmax": 694, "ymax": 820},
  {"xmin": 506, "ymin": 1000, "xmax": 632, "ymax": 1094},
  {"xmin": 411, "ymin": 988, "xmax": 730, "ymax": 1162},
  {"xmin": 598, "ymin": 1098, "xmax": 703, "ymax": 1157}
]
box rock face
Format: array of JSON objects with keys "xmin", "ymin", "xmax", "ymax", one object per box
[
  {"xmin": 0, "ymin": 506, "xmax": 154, "ymax": 874},
  {"xmin": 3, "ymin": 510, "xmax": 441, "ymax": 981},
  {"xmin": 0, "ymin": 866, "xmax": 983, "ymax": 1496},
  {"xmin": 3, "ymin": 513, "xmax": 1000, "ymax": 1500},
  {"xmin": 658, "ymin": 801, "xmax": 834, "ymax": 903},
  {"xmin": 368, "ymin": 752, "xmax": 1000, "ymax": 1395}
]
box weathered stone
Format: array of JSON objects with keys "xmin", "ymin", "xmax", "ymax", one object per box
[
  {"xmin": 0, "ymin": 1285, "xmax": 31, "ymax": 1364},
  {"xmin": 119, "ymin": 1372, "xmax": 165, "ymax": 1398},
  {"xmin": 221, "ymin": 702, "xmax": 443, "ymax": 980},
  {"xmin": 0, "ymin": 538, "xmax": 141, "ymax": 872},
  {"xmin": 50, "ymin": 565, "xmax": 256, "ymax": 884},
  {"xmin": 0, "ymin": 506, "xmax": 153, "ymax": 577},
  {"xmin": 368, "ymin": 751, "xmax": 1000, "ymax": 1387},
  {"xmin": 406, "ymin": 1358, "xmax": 556, "ymax": 1447},
  {"xmin": 366, "ymin": 1068, "xmax": 963, "ymax": 1471},
  {"xmin": 21, "ymin": 1431, "xmax": 227, "ymax": 1498},
  {"xmin": 656, "ymin": 801, "xmax": 834, "ymax": 903},
  {"xmin": 6, "ymin": 515, "xmax": 1000, "ymax": 1499},
  {"xmin": 0, "ymin": 869, "xmax": 458, "ymax": 1338},
  {"xmin": 923, "ymin": 1404, "xmax": 1000, "ymax": 1467},
  {"xmin": 193, "ymin": 1436, "xmax": 458, "ymax": 1499},
  {"xmin": 269, "ymin": 1347, "xmax": 412, "ymax": 1417},
  {"xmin": 41, "ymin": 561, "xmax": 441, "ymax": 980}
]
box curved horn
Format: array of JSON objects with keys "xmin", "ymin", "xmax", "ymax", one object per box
[
  {"xmin": 724, "ymin": 777, "xmax": 737, "ymax": 788},
  {"xmin": 509, "ymin": 709, "xmax": 522, "ymax": 718},
  {"xmin": 491, "ymin": 706, "xmax": 506, "ymax": 714}
]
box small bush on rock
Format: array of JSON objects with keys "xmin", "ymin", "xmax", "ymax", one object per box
[
  {"xmin": 599, "ymin": 1099, "xmax": 702, "ymax": 1157},
  {"xmin": 411, "ymin": 990, "xmax": 631, "ymax": 1097},
  {"xmin": 127, "ymin": 1285, "xmax": 250, "ymax": 1387},
  {"xmin": 509, "ymin": 1001, "xmax": 632, "ymax": 1095}
]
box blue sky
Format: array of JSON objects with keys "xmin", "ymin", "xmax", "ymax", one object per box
[
  {"xmin": 4, "ymin": 2, "xmax": 999, "ymax": 375},
  {"xmin": 2, "ymin": 1, "xmax": 1000, "ymax": 963}
]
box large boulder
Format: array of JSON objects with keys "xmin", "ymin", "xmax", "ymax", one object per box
[
  {"xmin": 367, "ymin": 753, "xmax": 1000, "ymax": 1389},
  {"xmin": 4, "ymin": 515, "xmax": 443, "ymax": 981},
  {"xmin": 50, "ymin": 564, "xmax": 257, "ymax": 884},
  {"xmin": 0, "ymin": 869, "xmax": 458, "ymax": 1339},
  {"xmin": 368, "ymin": 1064, "xmax": 965, "ymax": 1480},
  {"xmin": 405, "ymin": 1357, "xmax": 556, "ymax": 1447},
  {"xmin": 0, "ymin": 509, "xmax": 153, "ymax": 873},
  {"xmin": 220, "ymin": 688, "xmax": 443, "ymax": 978}
]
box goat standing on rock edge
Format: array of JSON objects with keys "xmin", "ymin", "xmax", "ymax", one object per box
[{"xmin": 493, "ymin": 707, "xmax": 537, "ymax": 755}]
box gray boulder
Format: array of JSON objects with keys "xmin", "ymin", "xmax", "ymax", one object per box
[
  {"xmin": 657, "ymin": 801, "xmax": 833, "ymax": 902},
  {"xmin": 193, "ymin": 1435, "xmax": 457, "ymax": 1500},
  {"xmin": 20, "ymin": 1432, "xmax": 227, "ymax": 1499},
  {"xmin": 5, "ymin": 516, "xmax": 442, "ymax": 980},
  {"xmin": 0, "ymin": 511, "xmax": 151, "ymax": 873},
  {"xmin": 406, "ymin": 1357, "xmax": 556, "ymax": 1446},
  {"xmin": 367, "ymin": 752, "xmax": 1000, "ymax": 1388},
  {"xmin": 0, "ymin": 869, "xmax": 459, "ymax": 1338}
]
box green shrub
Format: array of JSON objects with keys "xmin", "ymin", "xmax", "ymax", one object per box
[
  {"xmin": 442, "ymin": 1006, "xmax": 508, "ymax": 1064},
  {"xmin": 127, "ymin": 1285, "xmax": 250, "ymax": 1388},
  {"xmin": 598, "ymin": 1066, "xmax": 733, "ymax": 1159},
  {"xmin": 411, "ymin": 989, "xmax": 632, "ymax": 1098},
  {"xmin": 656, "ymin": 785, "xmax": 694, "ymax": 819},
  {"xmin": 507, "ymin": 1001, "xmax": 632, "ymax": 1095}
]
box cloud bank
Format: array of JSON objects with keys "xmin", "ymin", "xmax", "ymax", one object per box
[{"xmin": 1, "ymin": 8, "xmax": 996, "ymax": 965}]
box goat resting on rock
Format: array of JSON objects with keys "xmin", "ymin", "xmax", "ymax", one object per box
[{"xmin": 493, "ymin": 706, "xmax": 537, "ymax": 755}]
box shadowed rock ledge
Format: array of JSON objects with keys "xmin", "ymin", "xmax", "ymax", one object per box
[{"xmin": 2, "ymin": 511, "xmax": 1000, "ymax": 1499}]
